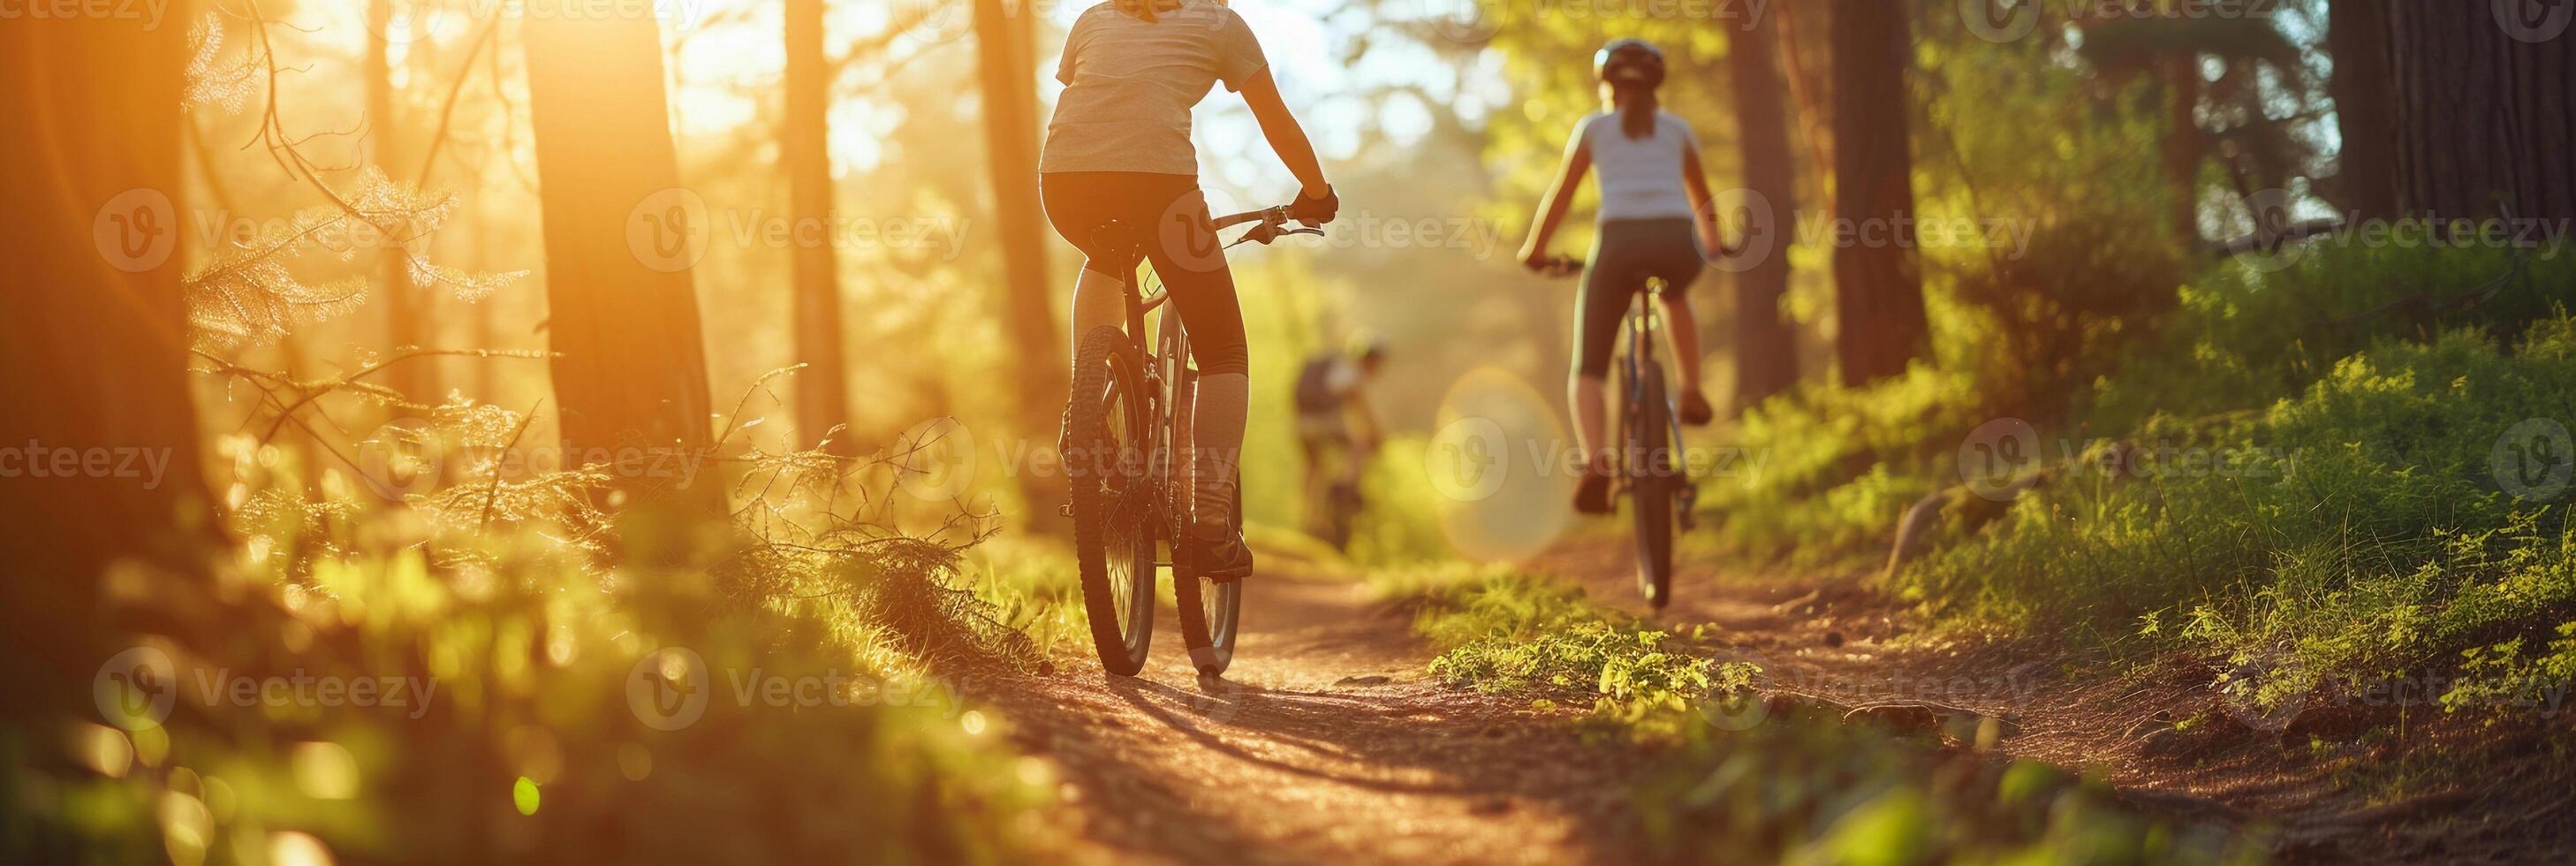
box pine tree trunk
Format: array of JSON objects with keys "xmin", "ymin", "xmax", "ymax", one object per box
[
  {"xmin": 522, "ymin": 14, "xmax": 720, "ymax": 507},
  {"xmin": 1729, "ymin": 13, "xmax": 1801, "ymax": 412},
  {"xmin": 1829, "ymin": 0, "xmax": 1931, "ymax": 387},
  {"xmin": 974, "ymin": 0, "xmax": 1065, "ymax": 526},
  {"xmin": 2163, "ymin": 55, "xmax": 2202, "ymax": 243},
  {"xmin": 785, "ymin": 0, "xmax": 853, "ymax": 452},
  {"xmin": 2327, "ymin": 0, "xmax": 2398, "ymax": 220},
  {"xmin": 0, "ymin": 15, "xmax": 211, "ymax": 699},
  {"xmin": 2384, "ymin": 3, "xmax": 2575, "ymax": 220},
  {"xmin": 367, "ymin": 0, "xmax": 430, "ymax": 406}
]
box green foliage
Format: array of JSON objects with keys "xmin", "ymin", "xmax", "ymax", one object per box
[
  {"xmin": 1701, "ymin": 364, "xmax": 1979, "ymax": 564},
  {"xmin": 1634, "ymin": 719, "xmax": 2269, "ymax": 865},
  {"xmin": 1907, "ymin": 302, "xmax": 2576, "ymax": 708},
  {"xmin": 11, "ymin": 435, "xmax": 1057, "ymax": 864},
  {"xmin": 1381, "ymin": 565, "xmax": 1717, "ymax": 725}
]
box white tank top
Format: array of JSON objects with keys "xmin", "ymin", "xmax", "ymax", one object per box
[{"xmin": 1574, "ymin": 110, "xmax": 1697, "ymax": 222}]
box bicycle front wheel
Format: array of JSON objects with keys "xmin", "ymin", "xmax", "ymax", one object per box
[
  {"xmin": 1626, "ymin": 362, "xmax": 1678, "ymax": 610},
  {"xmin": 1175, "ymin": 475, "xmax": 1243, "ymax": 678},
  {"xmin": 1069, "ymin": 327, "xmax": 1158, "ymax": 675}
]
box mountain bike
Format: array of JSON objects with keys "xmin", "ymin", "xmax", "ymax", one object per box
[
  {"xmin": 1065, "ymin": 204, "xmax": 1322, "ymax": 678},
  {"xmin": 1547, "ymin": 256, "xmax": 1698, "ymax": 609}
]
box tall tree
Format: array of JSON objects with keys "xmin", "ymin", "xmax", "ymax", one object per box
[
  {"xmin": 1829, "ymin": 0, "xmax": 1931, "ymax": 386},
  {"xmin": 1727, "ymin": 14, "xmax": 1801, "ymax": 411},
  {"xmin": 2325, "ymin": 0, "xmax": 2397, "ymax": 220},
  {"xmin": 784, "ymin": 0, "xmax": 853, "ymax": 450},
  {"xmin": 522, "ymin": 13, "xmax": 719, "ymax": 505},
  {"xmin": 974, "ymin": 0, "xmax": 1064, "ymax": 522},
  {"xmin": 0, "ymin": 14, "xmax": 210, "ymax": 695},
  {"xmin": 2383, "ymin": 3, "xmax": 2574, "ymax": 220},
  {"xmin": 366, "ymin": 0, "xmax": 430, "ymax": 404}
]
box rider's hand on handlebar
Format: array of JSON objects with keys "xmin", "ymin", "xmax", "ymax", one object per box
[{"xmin": 1289, "ymin": 183, "xmax": 1338, "ymax": 225}]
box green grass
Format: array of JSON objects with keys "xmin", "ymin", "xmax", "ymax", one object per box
[{"xmin": 1373, "ymin": 565, "xmax": 2269, "ymax": 862}]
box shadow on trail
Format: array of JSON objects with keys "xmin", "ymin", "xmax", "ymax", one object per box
[{"xmin": 944, "ymin": 573, "xmax": 1659, "ymax": 865}]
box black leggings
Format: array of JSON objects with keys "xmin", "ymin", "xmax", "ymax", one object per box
[
  {"xmin": 1576, "ymin": 217, "xmax": 1703, "ymax": 377},
  {"xmin": 1038, "ymin": 171, "xmax": 1248, "ymax": 376}
]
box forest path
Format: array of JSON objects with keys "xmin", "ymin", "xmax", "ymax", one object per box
[
  {"xmin": 978, "ymin": 534, "xmax": 2549, "ymax": 864},
  {"xmin": 979, "ymin": 562, "xmax": 1658, "ymax": 865}
]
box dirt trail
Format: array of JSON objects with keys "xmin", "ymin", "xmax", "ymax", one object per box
[
  {"xmin": 980, "ymin": 536, "xmax": 2570, "ymax": 863},
  {"xmin": 979, "ymin": 566, "xmax": 1657, "ymax": 865},
  {"xmin": 1528, "ymin": 540, "xmax": 2576, "ymax": 863}
]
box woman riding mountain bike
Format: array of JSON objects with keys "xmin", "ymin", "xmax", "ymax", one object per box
[
  {"xmin": 1041, "ymin": 0, "xmax": 1337, "ymax": 579},
  {"xmin": 1516, "ymin": 38, "xmax": 1730, "ymax": 515}
]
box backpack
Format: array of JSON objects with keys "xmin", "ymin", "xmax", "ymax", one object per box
[{"xmin": 1292, "ymin": 357, "xmax": 1341, "ymax": 415}]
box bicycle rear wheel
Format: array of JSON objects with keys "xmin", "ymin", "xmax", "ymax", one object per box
[
  {"xmin": 1625, "ymin": 362, "xmax": 1677, "ymax": 609},
  {"xmin": 1069, "ymin": 327, "xmax": 1158, "ymax": 675}
]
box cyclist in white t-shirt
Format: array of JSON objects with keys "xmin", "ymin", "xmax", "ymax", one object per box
[{"xmin": 1515, "ymin": 39, "xmax": 1730, "ymax": 514}]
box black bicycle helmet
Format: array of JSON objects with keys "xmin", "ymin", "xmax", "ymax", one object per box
[{"xmin": 1595, "ymin": 38, "xmax": 1665, "ymax": 87}]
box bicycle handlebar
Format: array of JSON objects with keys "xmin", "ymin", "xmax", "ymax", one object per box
[{"xmin": 1212, "ymin": 205, "xmax": 1326, "ymax": 247}]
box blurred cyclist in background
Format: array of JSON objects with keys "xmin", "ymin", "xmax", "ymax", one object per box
[{"xmin": 1292, "ymin": 340, "xmax": 1384, "ymax": 549}]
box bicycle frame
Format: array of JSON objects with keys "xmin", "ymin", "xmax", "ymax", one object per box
[{"xmin": 1617, "ymin": 283, "xmax": 1698, "ymax": 521}]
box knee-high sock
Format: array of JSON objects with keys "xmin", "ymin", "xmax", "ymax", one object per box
[{"xmin": 1191, "ymin": 372, "xmax": 1249, "ymax": 528}]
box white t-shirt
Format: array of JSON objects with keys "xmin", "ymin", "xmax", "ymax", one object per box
[
  {"xmin": 1572, "ymin": 110, "xmax": 1698, "ymax": 222},
  {"xmin": 1041, "ymin": 1, "xmax": 1269, "ymax": 176}
]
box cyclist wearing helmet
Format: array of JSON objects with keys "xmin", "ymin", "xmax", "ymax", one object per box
[
  {"xmin": 1041, "ymin": 0, "xmax": 1338, "ymax": 580},
  {"xmin": 1292, "ymin": 339, "xmax": 1385, "ymax": 540},
  {"xmin": 1515, "ymin": 38, "xmax": 1728, "ymax": 514}
]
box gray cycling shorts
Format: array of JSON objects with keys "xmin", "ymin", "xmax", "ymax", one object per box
[{"xmin": 1576, "ymin": 217, "xmax": 1703, "ymax": 377}]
